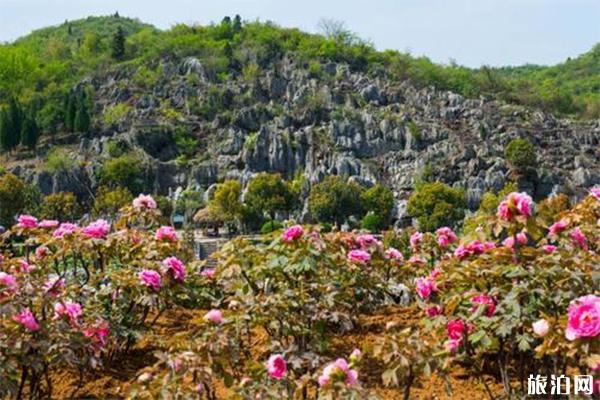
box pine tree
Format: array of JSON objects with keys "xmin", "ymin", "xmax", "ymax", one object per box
[
  {"xmin": 64, "ymin": 93, "xmax": 77, "ymax": 132},
  {"xmin": 74, "ymin": 97, "xmax": 90, "ymax": 133},
  {"xmin": 7, "ymin": 98, "xmax": 23, "ymax": 147},
  {"xmin": 111, "ymin": 26, "xmax": 126, "ymax": 61},
  {"xmin": 21, "ymin": 112, "xmax": 39, "ymax": 150},
  {"xmin": 0, "ymin": 109, "xmax": 10, "ymax": 152},
  {"xmin": 233, "ymin": 15, "xmax": 242, "ymax": 33}
]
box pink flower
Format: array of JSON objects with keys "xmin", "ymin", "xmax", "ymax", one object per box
[
  {"xmin": 82, "ymin": 219, "xmax": 110, "ymax": 239},
  {"xmin": 408, "ymin": 255, "xmax": 426, "ymax": 264},
  {"xmin": 13, "ymin": 308, "xmax": 40, "ymax": 332},
  {"xmin": 497, "ymin": 192, "xmax": 533, "ymax": 221},
  {"xmin": 155, "ymin": 226, "xmax": 179, "ymax": 243},
  {"xmin": 138, "ymin": 269, "xmax": 162, "ymax": 291},
  {"xmin": 0, "ymin": 272, "xmax": 17, "ymax": 289},
  {"xmin": 542, "ymin": 244, "xmax": 556, "ymax": 253},
  {"xmin": 18, "ymin": 260, "xmax": 31, "ymax": 273},
  {"xmin": 532, "ymin": 319, "xmax": 550, "ymax": 337},
  {"xmin": 415, "ymin": 276, "xmax": 437, "ymax": 299},
  {"xmin": 318, "ymin": 358, "xmax": 358, "ymax": 387},
  {"xmin": 162, "ymin": 257, "xmax": 186, "ymax": 282},
  {"xmin": 200, "ymin": 268, "xmax": 216, "ymax": 279},
  {"xmin": 426, "ymin": 305, "xmax": 443, "ymax": 317},
  {"xmin": 53, "ymin": 222, "xmax": 78, "ymax": 238},
  {"xmin": 410, "ymin": 231, "xmax": 423, "ymax": 249},
  {"xmin": 454, "ymin": 240, "xmax": 488, "ymax": 260},
  {"xmin": 38, "ymin": 220, "xmax": 59, "ymax": 229},
  {"xmin": 429, "ymin": 268, "xmax": 441, "ymax": 279},
  {"xmin": 483, "ymin": 241, "xmax": 496, "ymax": 251},
  {"xmin": 570, "ymin": 227, "xmax": 588, "ymax": 250},
  {"xmin": 436, "ymin": 227, "xmax": 457, "ymax": 247},
  {"xmin": 349, "ymin": 348, "xmax": 362, "ymax": 364},
  {"xmin": 348, "ymin": 249, "xmax": 370, "ymax": 263},
  {"xmin": 204, "ymin": 309, "xmax": 223, "ymax": 324},
  {"xmin": 548, "ymin": 219, "xmax": 569, "ymax": 236},
  {"xmin": 590, "ymin": 187, "xmax": 600, "ymax": 200},
  {"xmin": 447, "ymin": 319, "xmax": 466, "ymax": 340},
  {"xmin": 502, "ymin": 232, "xmax": 527, "ymax": 249},
  {"xmin": 385, "ymin": 247, "xmax": 403, "ymax": 261},
  {"xmin": 445, "ymin": 338, "xmax": 461, "ymax": 353},
  {"xmin": 17, "ymin": 215, "xmax": 38, "ymax": 229},
  {"xmin": 356, "ymin": 234, "xmax": 379, "ymax": 249},
  {"xmin": 43, "ymin": 276, "xmax": 65, "ymax": 297},
  {"xmin": 266, "ymin": 354, "xmax": 287, "ymax": 380},
  {"xmin": 83, "ymin": 320, "xmax": 110, "ymax": 352},
  {"xmin": 133, "ymin": 194, "xmax": 157, "ymax": 210},
  {"xmin": 54, "ymin": 301, "xmax": 83, "ymax": 325},
  {"xmin": 471, "ymin": 294, "xmax": 496, "ymax": 317},
  {"xmin": 35, "ymin": 246, "xmax": 49, "ymax": 259},
  {"xmin": 282, "ymin": 225, "xmax": 304, "ymax": 242},
  {"xmin": 565, "ymin": 295, "xmax": 600, "ymax": 341}
]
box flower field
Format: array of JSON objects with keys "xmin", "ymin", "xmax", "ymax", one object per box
[{"xmin": 0, "ymin": 191, "xmax": 599, "ymax": 399}]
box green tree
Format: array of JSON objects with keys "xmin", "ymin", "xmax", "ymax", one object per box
[
  {"xmin": 175, "ymin": 189, "xmax": 204, "ymax": 227},
  {"xmin": 407, "ymin": 181, "xmax": 466, "ymax": 231},
  {"xmin": 245, "ymin": 173, "xmax": 294, "ymax": 229},
  {"xmin": 208, "ymin": 180, "xmax": 243, "ymax": 234},
  {"xmin": 360, "ymin": 183, "xmax": 395, "ymax": 229},
  {"xmin": 74, "ymin": 95, "xmax": 90, "ymax": 132},
  {"xmin": 64, "ymin": 93, "xmax": 77, "ymax": 132},
  {"xmin": 111, "ymin": 26, "xmax": 126, "ymax": 60},
  {"xmin": 232, "ymin": 15, "xmax": 242, "ymax": 33},
  {"xmin": 504, "ymin": 138, "xmax": 537, "ymax": 172},
  {"xmin": 0, "ymin": 173, "xmax": 25, "ymax": 227},
  {"xmin": 41, "ymin": 192, "xmax": 79, "ymax": 221},
  {"xmin": 21, "ymin": 112, "xmax": 39, "ymax": 150},
  {"xmin": 99, "ymin": 153, "xmax": 143, "ymax": 193},
  {"xmin": 93, "ymin": 186, "xmax": 133, "ymax": 218},
  {"xmin": 0, "ymin": 98, "xmax": 23, "ymax": 151},
  {"xmin": 308, "ymin": 176, "xmax": 364, "ymax": 226}
]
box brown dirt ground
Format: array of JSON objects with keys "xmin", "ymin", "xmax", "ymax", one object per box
[{"xmin": 49, "ymin": 306, "xmax": 506, "ymax": 399}]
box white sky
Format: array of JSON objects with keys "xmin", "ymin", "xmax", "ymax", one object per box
[{"xmin": 1, "ymin": 0, "xmax": 599, "ymax": 67}]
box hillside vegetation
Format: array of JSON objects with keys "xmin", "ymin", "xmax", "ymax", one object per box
[{"xmin": 0, "ymin": 14, "xmax": 599, "ymax": 139}]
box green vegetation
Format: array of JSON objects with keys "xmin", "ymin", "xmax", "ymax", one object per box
[
  {"xmin": 207, "ymin": 180, "xmax": 243, "ymax": 234},
  {"xmin": 92, "ymin": 186, "xmax": 133, "ymax": 218},
  {"xmin": 308, "ymin": 175, "xmax": 364, "ymax": 226},
  {"xmin": 360, "ymin": 183, "xmax": 395, "ymax": 228},
  {"xmin": 0, "ymin": 173, "xmax": 26, "ymax": 227},
  {"xmin": 41, "ymin": 192, "xmax": 80, "ymax": 221},
  {"xmin": 407, "ymin": 181, "xmax": 466, "ymax": 231},
  {"xmin": 98, "ymin": 152, "xmax": 144, "ymax": 192},
  {"xmin": 504, "ymin": 138, "xmax": 537, "ymax": 173},
  {"xmin": 245, "ymin": 173, "xmax": 294, "ymax": 224}
]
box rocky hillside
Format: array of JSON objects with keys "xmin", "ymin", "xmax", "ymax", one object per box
[{"xmin": 2, "ymin": 16, "xmax": 600, "ymax": 220}]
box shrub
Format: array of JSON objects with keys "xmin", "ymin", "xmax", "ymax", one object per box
[
  {"xmin": 0, "ymin": 173, "xmax": 25, "ymax": 227},
  {"xmin": 93, "ymin": 186, "xmax": 133, "ymax": 218},
  {"xmin": 360, "ymin": 211, "xmax": 384, "ymax": 232},
  {"xmin": 308, "ymin": 176, "xmax": 364, "ymax": 226},
  {"xmin": 360, "ymin": 183, "xmax": 395, "ymax": 228},
  {"xmin": 45, "ymin": 148, "xmax": 75, "ymax": 173},
  {"xmin": 99, "ymin": 153, "xmax": 144, "ymax": 193},
  {"xmin": 245, "ymin": 173, "xmax": 294, "ymax": 221},
  {"xmin": 504, "ymin": 138, "xmax": 536, "ymax": 172},
  {"xmin": 41, "ymin": 192, "xmax": 79, "ymax": 221},
  {"xmin": 102, "ymin": 103, "xmax": 132, "ymax": 127},
  {"xmin": 407, "ymin": 181, "xmax": 466, "ymax": 231},
  {"xmin": 260, "ymin": 219, "xmax": 283, "ymax": 234}
]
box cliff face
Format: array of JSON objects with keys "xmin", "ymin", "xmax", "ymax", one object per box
[{"xmin": 10, "ymin": 56, "xmax": 600, "ymax": 218}]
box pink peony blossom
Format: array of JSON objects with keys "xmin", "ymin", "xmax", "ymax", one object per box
[
  {"xmin": 266, "ymin": 354, "xmax": 287, "ymax": 380},
  {"xmin": 43, "ymin": 276, "xmax": 65, "ymax": 297},
  {"xmin": 138, "ymin": 269, "xmax": 162, "ymax": 291},
  {"xmin": 54, "ymin": 300, "xmax": 83, "ymax": 325},
  {"xmin": 38, "ymin": 220, "xmax": 59, "ymax": 229},
  {"xmin": 282, "ymin": 225, "xmax": 304, "ymax": 242},
  {"xmin": 565, "ymin": 295, "xmax": 600, "ymax": 341},
  {"xmin": 471, "ymin": 294, "xmax": 496, "ymax": 317},
  {"xmin": 436, "ymin": 227, "xmax": 457, "ymax": 247},
  {"xmin": 0, "ymin": 272, "xmax": 17, "ymax": 290},
  {"xmin": 17, "ymin": 215, "xmax": 38, "ymax": 229},
  {"xmin": 408, "ymin": 255, "xmax": 426, "ymax": 264},
  {"xmin": 35, "ymin": 246, "xmax": 49, "ymax": 259},
  {"xmin": 162, "ymin": 257, "xmax": 186, "ymax": 282},
  {"xmin": 385, "ymin": 247, "xmax": 403, "ymax": 261},
  {"xmin": 349, "ymin": 348, "xmax": 362, "ymax": 364},
  {"xmin": 18, "ymin": 260, "xmax": 31, "ymax": 273},
  {"xmin": 347, "ymin": 249, "xmax": 370, "ymax": 263},
  {"xmin": 155, "ymin": 226, "xmax": 179, "ymax": 242},
  {"xmin": 446, "ymin": 319, "xmax": 466, "ymax": 340},
  {"xmin": 548, "ymin": 219, "xmax": 569, "ymax": 236},
  {"xmin": 83, "ymin": 320, "xmax": 110, "ymax": 352},
  {"xmin": 590, "ymin": 187, "xmax": 600, "ymax": 200},
  {"xmin": 542, "ymin": 244, "xmax": 557, "ymax": 253},
  {"xmin": 532, "ymin": 319, "xmax": 550, "ymax": 337},
  {"xmin": 132, "ymin": 194, "xmax": 157, "ymax": 210},
  {"xmin": 502, "ymin": 232, "xmax": 527, "ymax": 249},
  {"xmin": 82, "ymin": 219, "xmax": 110, "ymax": 239},
  {"xmin": 426, "ymin": 305, "xmax": 443, "ymax": 317},
  {"xmin": 415, "ymin": 276, "xmax": 437, "ymax": 299},
  {"xmin": 200, "ymin": 268, "xmax": 216, "ymax": 279},
  {"xmin": 497, "ymin": 192, "xmax": 533, "ymax": 221},
  {"xmin": 454, "ymin": 240, "xmax": 489, "ymax": 260},
  {"xmin": 570, "ymin": 227, "xmax": 588, "ymax": 250},
  {"xmin": 445, "ymin": 338, "xmax": 461, "ymax": 353},
  {"xmin": 204, "ymin": 309, "xmax": 223, "ymax": 324},
  {"xmin": 410, "ymin": 231, "xmax": 423, "ymax": 249},
  {"xmin": 53, "ymin": 222, "xmax": 78, "ymax": 238},
  {"xmin": 318, "ymin": 358, "xmax": 358, "ymax": 387},
  {"xmin": 356, "ymin": 234, "xmax": 380, "ymax": 249},
  {"xmin": 13, "ymin": 308, "xmax": 40, "ymax": 331}
]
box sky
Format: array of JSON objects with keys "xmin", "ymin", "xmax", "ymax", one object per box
[{"xmin": 1, "ymin": 0, "xmax": 599, "ymax": 67}]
